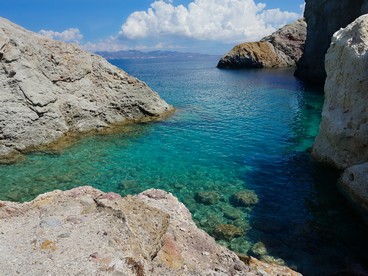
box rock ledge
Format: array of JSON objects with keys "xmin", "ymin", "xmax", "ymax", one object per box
[
  {"xmin": 0, "ymin": 186, "xmax": 300, "ymax": 275},
  {"xmin": 0, "ymin": 17, "xmax": 174, "ymax": 163}
]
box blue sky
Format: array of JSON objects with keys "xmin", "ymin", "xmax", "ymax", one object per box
[{"xmin": 2, "ymin": 0, "xmax": 304, "ymax": 54}]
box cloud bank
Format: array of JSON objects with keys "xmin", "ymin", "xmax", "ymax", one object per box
[
  {"xmin": 37, "ymin": 0, "xmax": 303, "ymax": 54},
  {"xmin": 39, "ymin": 28, "xmax": 83, "ymax": 43},
  {"xmin": 120, "ymin": 0, "xmax": 301, "ymax": 44}
]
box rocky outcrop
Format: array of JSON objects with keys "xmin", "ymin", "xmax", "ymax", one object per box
[
  {"xmin": 0, "ymin": 17, "xmax": 173, "ymax": 163},
  {"xmin": 217, "ymin": 19, "xmax": 306, "ymax": 69},
  {"xmin": 312, "ymin": 15, "xmax": 368, "ymax": 219},
  {"xmin": 0, "ymin": 186, "xmax": 301, "ymax": 275},
  {"xmin": 312, "ymin": 15, "xmax": 368, "ymax": 170},
  {"xmin": 295, "ymin": 0, "xmax": 368, "ymax": 84}
]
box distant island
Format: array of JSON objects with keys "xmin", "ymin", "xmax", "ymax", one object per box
[{"xmin": 95, "ymin": 50, "xmax": 217, "ymax": 59}]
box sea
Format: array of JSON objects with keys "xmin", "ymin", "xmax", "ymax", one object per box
[{"xmin": 0, "ymin": 56, "xmax": 367, "ymax": 275}]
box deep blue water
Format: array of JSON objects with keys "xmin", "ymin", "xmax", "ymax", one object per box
[{"xmin": 1, "ymin": 56, "xmax": 367, "ymax": 275}]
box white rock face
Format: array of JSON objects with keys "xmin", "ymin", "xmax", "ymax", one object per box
[
  {"xmin": 0, "ymin": 187, "xmax": 300, "ymax": 275},
  {"xmin": 0, "ymin": 17, "xmax": 173, "ymax": 163},
  {"xmin": 312, "ymin": 14, "xmax": 368, "ymax": 169}
]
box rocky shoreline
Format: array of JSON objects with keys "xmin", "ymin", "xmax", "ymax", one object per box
[
  {"xmin": 0, "ymin": 17, "xmax": 174, "ymax": 164},
  {"xmin": 217, "ymin": 19, "xmax": 306, "ymax": 69},
  {"xmin": 0, "ymin": 186, "xmax": 300, "ymax": 275}
]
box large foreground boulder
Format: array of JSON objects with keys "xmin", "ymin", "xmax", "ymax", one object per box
[
  {"xmin": 0, "ymin": 187, "xmax": 300, "ymax": 275},
  {"xmin": 295, "ymin": 0, "xmax": 368, "ymax": 84},
  {"xmin": 0, "ymin": 17, "xmax": 173, "ymax": 163},
  {"xmin": 312, "ymin": 15, "xmax": 368, "ymax": 220},
  {"xmin": 217, "ymin": 19, "xmax": 306, "ymax": 69},
  {"xmin": 312, "ymin": 14, "xmax": 368, "ymax": 170}
]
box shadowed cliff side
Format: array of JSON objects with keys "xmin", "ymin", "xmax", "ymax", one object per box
[{"xmin": 294, "ymin": 0, "xmax": 368, "ymax": 85}]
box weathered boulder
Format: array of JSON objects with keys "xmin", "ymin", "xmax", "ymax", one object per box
[
  {"xmin": 295, "ymin": 0, "xmax": 368, "ymax": 84},
  {"xmin": 312, "ymin": 14, "xmax": 368, "ymax": 169},
  {"xmin": 217, "ymin": 19, "xmax": 306, "ymax": 69},
  {"xmin": 339, "ymin": 163, "xmax": 368, "ymax": 220},
  {"xmin": 0, "ymin": 186, "xmax": 300, "ymax": 275},
  {"xmin": 0, "ymin": 17, "xmax": 173, "ymax": 163}
]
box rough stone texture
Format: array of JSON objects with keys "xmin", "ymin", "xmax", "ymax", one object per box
[
  {"xmin": 0, "ymin": 186, "xmax": 301, "ymax": 275},
  {"xmin": 339, "ymin": 162, "xmax": 368, "ymax": 220},
  {"xmin": 295, "ymin": 0, "xmax": 368, "ymax": 84},
  {"xmin": 238, "ymin": 255, "xmax": 300, "ymax": 276},
  {"xmin": 312, "ymin": 15, "xmax": 368, "ymax": 170},
  {"xmin": 217, "ymin": 19, "xmax": 306, "ymax": 69},
  {"xmin": 230, "ymin": 190, "xmax": 259, "ymax": 207},
  {"xmin": 0, "ymin": 17, "xmax": 173, "ymax": 163}
]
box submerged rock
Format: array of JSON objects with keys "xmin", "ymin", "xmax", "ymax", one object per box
[
  {"xmin": 222, "ymin": 205, "xmax": 244, "ymax": 220},
  {"xmin": 0, "ymin": 17, "xmax": 173, "ymax": 163},
  {"xmin": 217, "ymin": 19, "xmax": 306, "ymax": 69},
  {"xmin": 194, "ymin": 191, "xmax": 219, "ymax": 205},
  {"xmin": 249, "ymin": 242, "xmax": 268, "ymax": 258},
  {"xmin": 231, "ymin": 190, "xmax": 259, "ymax": 207},
  {"xmin": 295, "ymin": 0, "xmax": 368, "ymax": 84},
  {"xmin": 312, "ymin": 15, "xmax": 368, "ymax": 169},
  {"xmin": 0, "ymin": 186, "xmax": 300, "ymax": 275},
  {"xmin": 213, "ymin": 224, "xmax": 244, "ymax": 241}
]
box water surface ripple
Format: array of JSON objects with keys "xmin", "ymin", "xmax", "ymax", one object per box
[{"xmin": 0, "ymin": 57, "xmax": 367, "ymax": 275}]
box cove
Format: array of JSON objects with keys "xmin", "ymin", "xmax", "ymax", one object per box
[{"xmin": 0, "ymin": 56, "xmax": 367, "ymax": 275}]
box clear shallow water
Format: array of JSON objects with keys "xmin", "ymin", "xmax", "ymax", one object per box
[{"xmin": 1, "ymin": 57, "xmax": 367, "ymax": 274}]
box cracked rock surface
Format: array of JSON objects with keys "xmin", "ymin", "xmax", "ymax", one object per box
[
  {"xmin": 0, "ymin": 17, "xmax": 173, "ymax": 163},
  {"xmin": 0, "ymin": 187, "xmax": 300, "ymax": 275}
]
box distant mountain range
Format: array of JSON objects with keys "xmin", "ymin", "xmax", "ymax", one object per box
[{"xmin": 95, "ymin": 50, "xmax": 217, "ymax": 59}]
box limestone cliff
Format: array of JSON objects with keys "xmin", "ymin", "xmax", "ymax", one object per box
[
  {"xmin": 0, "ymin": 186, "xmax": 300, "ymax": 275},
  {"xmin": 312, "ymin": 15, "xmax": 368, "ymax": 218},
  {"xmin": 0, "ymin": 18, "xmax": 174, "ymax": 163},
  {"xmin": 312, "ymin": 14, "xmax": 368, "ymax": 170},
  {"xmin": 295, "ymin": 0, "xmax": 368, "ymax": 84},
  {"xmin": 217, "ymin": 19, "xmax": 306, "ymax": 69}
]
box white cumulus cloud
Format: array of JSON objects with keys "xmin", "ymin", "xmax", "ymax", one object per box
[
  {"xmin": 120, "ymin": 0, "xmax": 301, "ymax": 44},
  {"xmin": 39, "ymin": 28, "xmax": 83, "ymax": 43}
]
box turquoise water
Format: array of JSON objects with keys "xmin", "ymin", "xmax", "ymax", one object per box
[{"xmin": 1, "ymin": 56, "xmax": 367, "ymax": 274}]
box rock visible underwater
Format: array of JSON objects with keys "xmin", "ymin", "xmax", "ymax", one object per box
[
  {"xmin": 0, "ymin": 186, "xmax": 301, "ymax": 275},
  {"xmin": 0, "ymin": 17, "xmax": 173, "ymax": 163},
  {"xmin": 217, "ymin": 19, "xmax": 306, "ymax": 69}
]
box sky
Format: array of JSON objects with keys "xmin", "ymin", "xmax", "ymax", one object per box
[{"xmin": 1, "ymin": 0, "xmax": 305, "ymax": 54}]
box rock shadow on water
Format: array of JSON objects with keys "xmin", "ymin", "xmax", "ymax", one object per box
[{"xmin": 242, "ymin": 151, "xmax": 368, "ymax": 275}]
